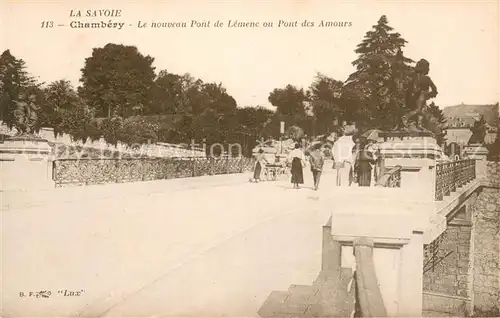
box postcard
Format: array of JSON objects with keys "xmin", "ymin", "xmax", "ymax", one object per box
[{"xmin": 1, "ymin": 1, "xmax": 499, "ymax": 317}]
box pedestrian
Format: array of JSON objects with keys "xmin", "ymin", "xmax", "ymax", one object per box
[
  {"xmin": 332, "ymin": 123, "xmax": 356, "ymax": 186},
  {"xmin": 309, "ymin": 143, "xmax": 325, "ymax": 190},
  {"xmin": 351, "ymin": 136, "xmax": 362, "ymax": 186},
  {"xmin": 288, "ymin": 143, "xmax": 306, "ymax": 189},
  {"xmin": 252, "ymin": 148, "xmax": 268, "ymax": 182},
  {"xmin": 357, "ymin": 138, "xmax": 376, "ymax": 187}
]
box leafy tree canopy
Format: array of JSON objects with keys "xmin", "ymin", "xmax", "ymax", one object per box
[
  {"xmin": 0, "ymin": 50, "xmax": 38, "ymax": 129},
  {"xmin": 78, "ymin": 43, "xmax": 156, "ymax": 118},
  {"xmin": 268, "ymin": 84, "xmax": 307, "ymax": 117},
  {"xmin": 343, "ymin": 15, "xmax": 414, "ymax": 130}
]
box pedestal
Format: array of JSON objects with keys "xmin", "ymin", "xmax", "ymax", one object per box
[
  {"xmin": 0, "ymin": 136, "xmax": 54, "ymax": 191},
  {"xmin": 379, "ymin": 134, "xmax": 442, "ymax": 201},
  {"xmin": 328, "ymin": 191, "xmax": 434, "ymax": 317},
  {"xmin": 463, "ymin": 144, "xmax": 489, "ymax": 179}
]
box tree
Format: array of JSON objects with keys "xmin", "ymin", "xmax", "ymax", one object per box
[
  {"xmin": 0, "ymin": 50, "xmax": 38, "ymax": 129},
  {"xmin": 78, "ymin": 43, "xmax": 156, "ymax": 118},
  {"xmin": 425, "ymin": 102, "xmax": 447, "ymax": 145},
  {"xmin": 191, "ymin": 108, "xmax": 222, "ymax": 149},
  {"xmin": 179, "ymin": 73, "xmax": 205, "ymax": 115},
  {"xmin": 186, "ymin": 82, "xmax": 238, "ymax": 147},
  {"xmin": 308, "ymin": 73, "xmax": 344, "ymax": 134},
  {"xmin": 268, "ymin": 84, "xmax": 309, "ymax": 135},
  {"xmin": 60, "ymin": 102, "xmax": 97, "ymax": 143},
  {"xmin": 285, "ymin": 125, "xmax": 305, "ymax": 141},
  {"xmin": 118, "ymin": 116, "xmax": 159, "ymax": 147},
  {"xmin": 148, "ymin": 70, "xmax": 183, "ymax": 115},
  {"xmin": 40, "ymin": 80, "xmax": 80, "ymax": 137},
  {"xmin": 100, "ymin": 115, "xmax": 124, "ymax": 145},
  {"xmin": 235, "ymin": 106, "xmax": 274, "ymax": 137},
  {"xmin": 200, "ymin": 82, "xmax": 238, "ymax": 114},
  {"xmin": 268, "ymin": 84, "xmax": 307, "ymax": 117},
  {"xmin": 343, "ymin": 15, "xmax": 414, "ymax": 129}
]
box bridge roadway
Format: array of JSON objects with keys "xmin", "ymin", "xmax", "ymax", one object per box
[{"xmin": 2, "ymin": 165, "xmax": 345, "ymax": 318}]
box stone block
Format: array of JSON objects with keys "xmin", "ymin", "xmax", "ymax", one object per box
[
  {"xmin": 459, "ymin": 252, "xmax": 470, "ymax": 260},
  {"xmin": 458, "ymin": 246, "xmax": 470, "ymax": 253},
  {"xmin": 458, "ymin": 289, "xmax": 468, "ymax": 297},
  {"xmin": 458, "ymin": 274, "xmax": 468, "ymax": 282},
  {"xmin": 459, "ymin": 232, "xmax": 471, "ymax": 240},
  {"xmin": 458, "ymin": 260, "xmax": 470, "ymax": 268},
  {"xmin": 0, "ymin": 137, "xmax": 54, "ymax": 191}
]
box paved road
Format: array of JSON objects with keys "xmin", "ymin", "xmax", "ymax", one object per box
[{"xmin": 2, "ymin": 167, "xmax": 340, "ymax": 318}]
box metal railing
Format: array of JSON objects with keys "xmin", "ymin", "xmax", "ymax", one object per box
[
  {"xmin": 435, "ymin": 159, "xmax": 476, "ymax": 201},
  {"xmin": 52, "ymin": 156, "xmax": 255, "ymax": 187}
]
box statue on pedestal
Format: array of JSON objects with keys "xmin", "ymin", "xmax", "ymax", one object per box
[
  {"xmin": 400, "ymin": 59, "xmax": 438, "ymax": 132},
  {"xmin": 468, "ymin": 115, "xmax": 489, "ymax": 145},
  {"xmin": 12, "ymin": 91, "xmax": 39, "ymax": 137}
]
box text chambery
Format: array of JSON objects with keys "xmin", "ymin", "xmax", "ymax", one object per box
[{"xmin": 70, "ymin": 20, "xmax": 125, "ymax": 30}]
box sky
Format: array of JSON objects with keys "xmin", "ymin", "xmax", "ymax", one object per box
[{"xmin": 1, "ymin": 0, "xmax": 499, "ymax": 110}]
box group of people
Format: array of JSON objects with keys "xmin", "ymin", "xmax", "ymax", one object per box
[
  {"xmin": 252, "ymin": 124, "xmax": 381, "ymax": 190},
  {"xmin": 252, "ymin": 143, "xmax": 325, "ymax": 190}
]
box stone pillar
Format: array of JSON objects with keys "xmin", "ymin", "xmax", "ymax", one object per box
[
  {"xmin": 0, "ymin": 137, "xmax": 54, "ymax": 191},
  {"xmin": 353, "ymin": 238, "xmax": 388, "ymax": 318},
  {"xmin": 379, "ymin": 135, "xmax": 441, "ymax": 201},
  {"xmin": 398, "ymin": 230, "xmax": 425, "ymax": 316},
  {"xmin": 322, "ymin": 216, "xmax": 341, "ymax": 272},
  {"xmin": 463, "ymin": 144, "xmax": 489, "ymax": 180}
]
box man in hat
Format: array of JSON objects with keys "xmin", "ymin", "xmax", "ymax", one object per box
[
  {"xmin": 332, "ymin": 122, "xmax": 357, "ymax": 186},
  {"xmin": 309, "ymin": 143, "xmax": 325, "ymax": 190}
]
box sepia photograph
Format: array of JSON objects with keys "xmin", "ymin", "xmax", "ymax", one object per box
[{"xmin": 1, "ymin": 0, "xmax": 499, "ymax": 317}]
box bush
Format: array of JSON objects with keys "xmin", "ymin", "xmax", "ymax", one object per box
[
  {"xmin": 60, "ymin": 103, "xmax": 95, "ymax": 143},
  {"xmin": 118, "ymin": 117, "xmax": 159, "ymax": 147},
  {"xmin": 86, "ymin": 119, "xmax": 102, "ymax": 142},
  {"xmin": 101, "ymin": 116, "xmax": 124, "ymax": 146}
]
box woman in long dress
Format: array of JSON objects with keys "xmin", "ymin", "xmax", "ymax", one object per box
[
  {"xmin": 357, "ymin": 139, "xmax": 376, "ymax": 187},
  {"xmin": 288, "ymin": 143, "xmax": 306, "ymax": 189},
  {"xmin": 253, "ymin": 148, "xmax": 268, "ymax": 182}
]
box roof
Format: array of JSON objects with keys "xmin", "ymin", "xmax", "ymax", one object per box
[{"xmin": 442, "ymin": 103, "xmax": 499, "ymax": 128}]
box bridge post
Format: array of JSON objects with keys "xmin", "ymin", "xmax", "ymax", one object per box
[
  {"xmin": 327, "ymin": 188, "xmax": 439, "ymax": 317},
  {"xmin": 464, "ymin": 143, "xmax": 489, "ymax": 180},
  {"xmin": 398, "ymin": 230, "xmax": 425, "ymax": 316},
  {"xmin": 379, "ymin": 135, "xmax": 442, "ymax": 201},
  {"xmin": 0, "ymin": 137, "xmax": 54, "ymax": 191}
]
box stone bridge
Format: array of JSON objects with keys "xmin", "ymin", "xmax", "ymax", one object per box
[{"xmin": 1, "ymin": 136, "xmax": 499, "ymax": 317}]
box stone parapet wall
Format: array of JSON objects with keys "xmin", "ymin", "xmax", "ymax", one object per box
[
  {"xmin": 472, "ymin": 161, "xmax": 500, "ymax": 313},
  {"xmin": 485, "ymin": 161, "xmax": 500, "ymax": 188},
  {"xmin": 423, "ymin": 161, "xmax": 499, "ymax": 315},
  {"xmin": 423, "ymin": 222, "xmax": 472, "ymax": 299}
]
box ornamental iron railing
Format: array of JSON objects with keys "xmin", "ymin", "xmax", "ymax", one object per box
[
  {"xmin": 53, "ymin": 157, "xmax": 255, "ymax": 187},
  {"xmin": 435, "ymin": 159, "xmax": 475, "ymax": 201}
]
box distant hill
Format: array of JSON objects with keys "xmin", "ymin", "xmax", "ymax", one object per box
[{"xmin": 442, "ymin": 103, "xmax": 499, "ymax": 128}]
